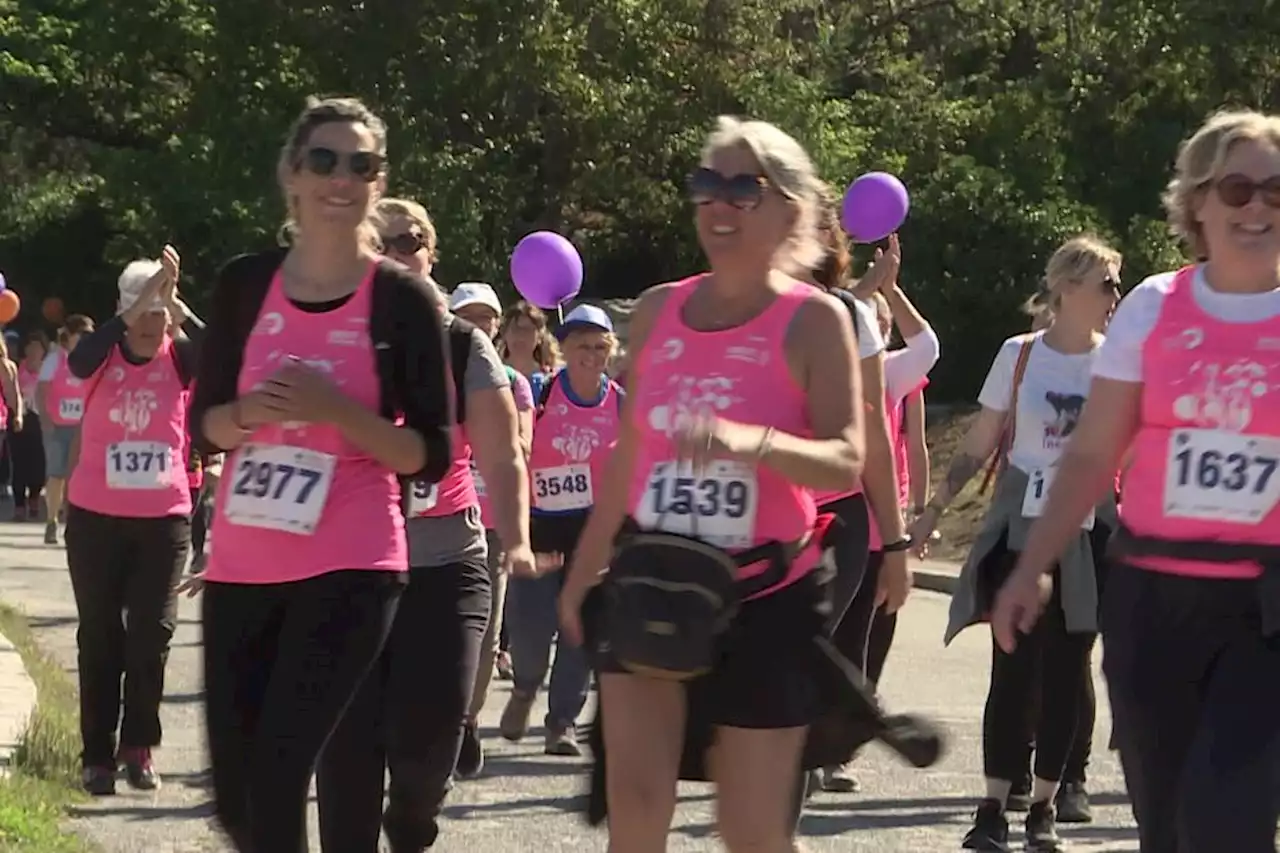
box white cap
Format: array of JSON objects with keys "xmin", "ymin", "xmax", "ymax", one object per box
[
  {"xmin": 118, "ymin": 260, "xmax": 166, "ymax": 314},
  {"xmin": 449, "ymin": 282, "xmax": 502, "ymax": 315},
  {"xmin": 555, "ymin": 304, "xmax": 614, "ymax": 340}
]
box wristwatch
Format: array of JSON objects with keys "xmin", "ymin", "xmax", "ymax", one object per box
[{"xmin": 882, "ymin": 536, "xmax": 913, "ymax": 554}]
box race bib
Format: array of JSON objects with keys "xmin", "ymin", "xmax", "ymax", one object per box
[
  {"xmin": 59, "ymin": 397, "xmax": 83, "ymax": 422},
  {"xmin": 1022, "ymin": 467, "xmax": 1094, "ymax": 529},
  {"xmin": 105, "ymin": 441, "xmax": 172, "ymax": 490},
  {"xmin": 470, "ymin": 462, "xmax": 487, "ymax": 498},
  {"xmin": 407, "ymin": 480, "xmax": 439, "ymax": 515},
  {"xmin": 633, "ymin": 460, "xmax": 758, "ymax": 549},
  {"xmin": 223, "ymin": 444, "xmax": 336, "ymax": 535},
  {"xmin": 1163, "ymin": 428, "xmax": 1280, "ymax": 523},
  {"xmin": 532, "ymin": 464, "xmax": 593, "ymax": 512}
]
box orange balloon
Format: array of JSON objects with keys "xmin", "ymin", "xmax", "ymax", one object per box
[
  {"xmin": 42, "ymin": 296, "xmax": 64, "ymax": 324},
  {"xmin": 0, "ymin": 291, "xmax": 19, "ymax": 325}
]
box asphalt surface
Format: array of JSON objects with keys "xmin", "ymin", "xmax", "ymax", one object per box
[{"xmin": 0, "ymin": 521, "xmax": 1140, "ymax": 851}]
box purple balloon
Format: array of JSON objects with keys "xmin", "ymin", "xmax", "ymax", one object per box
[
  {"xmin": 841, "ymin": 172, "xmax": 909, "ymax": 243},
  {"xmin": 510, "ymin": 232, "xmax": 583, "ymax": 309}
]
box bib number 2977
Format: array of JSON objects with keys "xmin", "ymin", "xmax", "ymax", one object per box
[
  {"xmin": 1163, "ymin": 429, "xmax": 1280, "ymax": 523},
  {"xmin": 223, "ymin": 444, "xmax": 336, "ymax": 534},
  {"xmin": 634, "ymin": 461, "xmax": 757, "ymax": 549}
]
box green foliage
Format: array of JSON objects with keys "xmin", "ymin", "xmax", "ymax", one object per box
[{"xmin": 1, "ymin": 0, "xmax": 1274, "ymax": 396}]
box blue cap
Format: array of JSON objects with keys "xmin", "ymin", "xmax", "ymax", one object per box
[{"xmin": 555, "ymin": 304, "xmax": 614, "ymax": 341}]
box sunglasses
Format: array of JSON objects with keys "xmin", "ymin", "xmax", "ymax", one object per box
[
  {"xmin": 300, "ymin": 147, "xmax": 383, "ymax": 182},
  {"xmin": 1100, "ymin": 275, "xmax": 1121, "ymax": 295},
  {"xmin": 687, "ymin": 167, "xmax": 770, "ymax": 211},
  {"xmin": 1213, "ymin": 173, "xmax": 1280, "ymax": 209},
  {"xmin": 380, "ymin": 232, "xmax": 427, "ymax": 256}
]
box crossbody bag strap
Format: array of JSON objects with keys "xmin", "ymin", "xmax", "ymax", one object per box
[{"xmin": 979, "ymin": 336, "xmax": 1035, "ymax": 495}]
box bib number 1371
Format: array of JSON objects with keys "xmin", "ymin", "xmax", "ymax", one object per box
[{"xmin": 1163, "ymin": 428, "xmax": 1280, "ymax": 523}]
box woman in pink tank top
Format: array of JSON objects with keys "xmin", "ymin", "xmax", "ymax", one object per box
[
  {"xmin": 61, "ymin": 247, "xmax": 206, "ymax": 797},
  {"xmin": 186, "ymin": 98, "xmax": 453, "ymax": 853},
  {"xmin": 558, "ymin": 117, "xmax": 865, "ymax": 850},
  {"xmin": 996, "ymin": 110, "xmax": 1280, "ymax": 852},
  {"xmin": 35, "ymin": 315, "xmax": 95, "ymax": 543}
]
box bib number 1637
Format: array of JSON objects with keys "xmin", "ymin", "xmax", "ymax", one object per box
[{"xmin": 1164, "ymin": 429, "xmax": 1280, "ymax": 523}]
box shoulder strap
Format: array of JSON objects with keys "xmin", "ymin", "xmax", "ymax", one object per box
[
  {"xmin": 830, "ymin": 288, "xmax": 861, "ymax": 342},
  {"xmin": 448, "ymin": 318, "xmax": 476, "ymax": 425},
  {"xmin": 979, "ymin": 335, "xmax": 1035, "ymax": 495},
  {"xmin": 535, "ymin": 370, "xmax": 561, "ymax": 420}
]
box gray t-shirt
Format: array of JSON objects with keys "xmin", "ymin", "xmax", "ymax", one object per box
[{"xmin": 407, "ymin": 314, "xmax": 511, "ymax": 568}]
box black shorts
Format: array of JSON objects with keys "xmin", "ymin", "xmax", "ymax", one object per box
[
  {"xmin": 530, "ymin": 511, "xmax": 588, "ymax": 555},
  {"xmin": 596, "ymin": 565, "xmax": 831, "ymax": 730}
]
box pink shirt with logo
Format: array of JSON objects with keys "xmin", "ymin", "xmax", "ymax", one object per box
[
  {"xmin": 628, "ymin": 276, "xmax": 820, "ymax": 593},
  {"xmin": 68, "ymin": 336, "xmax": 192, "ymax": 518},
  {"xmin": 529, "ymin": 372, "xmax": 621, "ymax": 515},
  {"xmin": 206, "ymin": 266, "xmax": 408, "ymax": 584},
  {"xmin": 1120, "ymin": 265, "xmax": 1280, "ymax": 579},
  {"xmin": 43, "ymin": 351, "xmax": 87, "ymax": 426}
]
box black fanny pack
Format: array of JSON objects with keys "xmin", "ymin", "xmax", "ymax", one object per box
[{"xmin": 601, "ymin": 517, "xmax": 831, "ymax": 682}]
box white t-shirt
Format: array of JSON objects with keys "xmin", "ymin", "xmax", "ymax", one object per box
[
  {"xmin": 978, "ymin": 331, "xmax": 1097, "ymax": 474},
  {"xmin": 1095, "ymin": 267, "xmax": 1280, "ymax": 383},
  {"xmin": 37, "ymin": 348, "xmax": 61, "ymax": 382},
  {"xmin": 851, "ymin": 296, "xmax": 885, "ymax": 360}
]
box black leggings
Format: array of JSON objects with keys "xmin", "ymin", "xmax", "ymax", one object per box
[
  {"xmin": 202, "ymin": 570, "xmax": 403, "ymax": 853},
  {"xmin": 1103, "ymin": 564, "xmax": 1280, "ymax": 853},
  {"xmin": 189, "ymin": 486, "xmax": 212, "ymax": 559},
  {"xmin": 317, "ymin": 560, "xmax": 491, "ymax": 853},
  {"xmin": 983, "ymin": 551, "xmax": 1094, "ymax": 784},
  {"xmin": 10, "ymin": 414, "xmax": 44, "ymax": 509},
  {"xmin": 65, "ymin": 504, "xmax": 190, "ymax": 766},
  {"xmin": 821, "ymin": 493, "xmax": 872, "ymax": 635}
]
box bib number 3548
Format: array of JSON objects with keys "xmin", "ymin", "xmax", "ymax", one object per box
[
  {"xmin": 223, "ymin": 444, "xmax": 336, "ymax": 535},
  {"xmin": 633, "ymin": 460, "xmax": 758, "ymax": 549},
  {"xmin": 1163, "ymin": 428, "xmax": 1280, "ymax": 523}
]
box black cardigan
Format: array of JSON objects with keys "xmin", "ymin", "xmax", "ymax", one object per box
[{"xmin": 188, "ymin": 248, "xmax": 453, "ymax": 483}]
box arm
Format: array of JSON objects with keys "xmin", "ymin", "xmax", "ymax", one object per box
[
  {"xmin": 883, "ymin": 326, "xmax": 941, "ymax": 400},
  {"xmin": 859, "ymin": 351, "xmax": 907, "ymax": 544},
  {"xmin": 1015, "ymin": 379, "xmax": 1140, "ymax": 577},
  {"xmin": 756, "ymin": 293, "xmax": 865, "ymax": 491},
  {"xmin": 0, "ymin": 362, "xmax": 22, "ymax": 427},
  {"xmin": 905, "ymin": 391, "xmax": 930, "ymax": 512},
  {"xmin": 510, "ymin": 371, "xmax": 535, "ymax": 457},
  {"xmin": 927, "ymin": 406, "xmax": 1005, "ymax": 512},
  {"xmin": 193, "ymin": 258, "xmax": 259, "ymax": 454},
  {"xmin": 470, "ymin": 386, "xmax": 531, "ymax": 554},
  {"xmin": 67, "ymin": 317, "xmax": 126, "ymax": 379}
]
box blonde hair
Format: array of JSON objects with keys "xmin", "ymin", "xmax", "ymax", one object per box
[
  {"xmin": 1163, "ymin": 110, "xmax": 1280, "ymax": 260},
  {"xmin": 276, "ymin": 96, "xmax": 388, "ymax": 249},
  {"xmin": 1023, "ymin": 235, "xmax": 1122, "ymax": 325},
  {"xmin": 702, "ymin": 116, "xmax": 824, "ymax": 276},
  {"xmin": 374, "ymin": 197, "xmax": 439, "ymax": 263}
]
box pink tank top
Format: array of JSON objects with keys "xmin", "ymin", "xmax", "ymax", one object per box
[
  {"xmin": 407, "ymin": 425, "xmax": 478, "ymax": 518},
  {"xmin": 894, "ymin": 381, "xmax": 927, "ymax": 508},
  {"xmin": 18, "ymin": 364, "xmax": 38, "ymax": 412},
  {"xmin": 207, "ymin": 265, "xmax": 408, "ymax": 584},
  {"xmin": 44, "ymin": 351, "xmax": 87, "ymax": 426},
  {"xmin": 627, "ymin": 276, "xmax": 818, "ymax": 590},
  {"xmin": 68, "ymin": 337, "xmax": 192, "ymax": 518},
  {"xmin": 1121, "ymin": 265, "xmax": 1280, "ymax": 579},
  {"xmin": 529, "ymin": 372, "xmax": 621, "ymax": 515}
]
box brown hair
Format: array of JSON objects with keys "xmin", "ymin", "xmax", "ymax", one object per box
[
  {"xmin": 23, "ymin": 330, "xmax": 49, "ymax": 359},
  {"xmin": 276, "ymin": 96, "xmax": 388, "ymax": 249},
  {"xmin": 58, "ymin": 314, "xmax": 94, "ymax": 347},
  {"xmin": 499, "ymin": 301, "xmax": 561, "ymax": 371},
  {"xmin": 810, "ymin": 184, "xmax": 853, "ymax": 290}
]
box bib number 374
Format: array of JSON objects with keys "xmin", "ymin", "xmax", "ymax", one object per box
[
  {"xmin": 223, "ymin": 444, "xmax": 336, "ymax": 535},
  {"xmin": 633, "ymin": 460, "xmax": 758, "ymax": 549},
  {"xmin": 1163, "ymin": 428, "xmax": 1280, "ymax": 523}
]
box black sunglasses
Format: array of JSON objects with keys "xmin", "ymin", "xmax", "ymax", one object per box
[
  {"xmin": 1213, "ymin": 173, "xmax": 1280, "ymax": 209},
  {"xmin": 687, "ymin": 167, "xmax": 770, "ymax": 211},
  {"xmin": 300, "ymin": 147, "xmax": 384, "ymax": 182},
  {"xmin": 380, "ymin": 231, "xmax": 426, "ymax": 256}
]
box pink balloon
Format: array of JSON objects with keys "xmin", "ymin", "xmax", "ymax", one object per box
[{"xmin": 510, "ymin": 232, "xmax": 583, "ymax": 309}]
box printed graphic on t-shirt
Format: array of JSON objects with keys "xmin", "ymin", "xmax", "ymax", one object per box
[
  {"xmin": 1042, "ymin": 391, "xmax": 1086, "ymax": 445},
  {"xmin": 1172, "ymin": 358, "xmax": 1270, "ymax": 431},
  {"xmin": 646, "ymin": 374, "xmax": 744, "ymax": 438}
]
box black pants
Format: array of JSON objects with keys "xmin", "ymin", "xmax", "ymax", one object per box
[
  {"xmin": 866, "ymin": 604, "xmax": 897, "ymax": 685},
  {"xmin": 317, "ymin": 559, "xmax": 491, "ymax": 853},
  {"xmin": 821, "ymin": 492, "xmax": 871, "ymax": 635},
  {"xmin": 203, "ymin": 570, "xmax": 403, "ymax": 853},
  {"xmin": 983, "ymin": 551, "xmax": 1094, "ymax": 784},
  {"xmin": 10, "ymin": 414, "xmax": 44, "ymax": 510},
  {"xmin": 64, "ymin": 504, "xmax": 190, "ymax": 766},
  {"xmin": 189, "ymin": 486, "xmax": 212, "ymax": 559},
  {"xmin": 833, "ymin": 549, "xmax": 884, "ymax": 674},
  {"xmin": 1103, "ymin": 564, "xmax": 1280, "ymax": 853}
]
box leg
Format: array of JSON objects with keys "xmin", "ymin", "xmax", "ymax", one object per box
[
  {"xmin": 64, "ymin": 506, "xmax": 128, "ymax": 783},
  {"xmin": 468, "ymin": 532, "xmax": 506, "ymax": 719},
  {"xmin": 714, "ymin": 727, "xmax": 809, "ymax": 853},
  {"xmin": 599, "ymin": 674, "xmax": 685, "ymax": 853},
  {"xmin": 865, "ymin": 605, "xmax": 897, "ymax": 685},
  {"xmin": 190, "ymin": 486, "xmax": 211, "ymax": 564},
  {"xmin": 315, "ymin": 649, "xmax": 389, "ymax": 853},
  {"xmin": 501, "ymin": 572, "xmax": 560, "ymax": 740},
  {"xmin": 246, "ymin": 570, "xmax": 402, "ymax": 853},
  {"xmin": 1063, "ymin": 636, "xmax": 1097, "ymax": 785},
  {"xmin": 1178, "ymin": 625, "xmax": 1280, "ymax": 853},
  {"xmin": 823, "ymin": 494, "xmax": 871, "ymax": 633},
  {"xmin": 823, "ymin": 550, "xmax": 881, "ymax": 789},
  {"xmin": 383, "ymin": 561, "xmax": 491, "ymax": 851},
  {"xmin": 118, "ymin": 514, "xmax": 190, "ymax": 786},
  {"xmin": 202, "ymin": 581, "xmax": 284, "ymax": 850}
]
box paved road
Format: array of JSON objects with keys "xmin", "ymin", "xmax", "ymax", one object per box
[{"xmin": 0, "ymin": 522, "xmax": 1139, "ymax": 851}]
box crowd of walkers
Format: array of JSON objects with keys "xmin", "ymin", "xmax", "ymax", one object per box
[{"xmin": 0, "ymin": 96, "xmax": 1277, "ymax": 853}]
